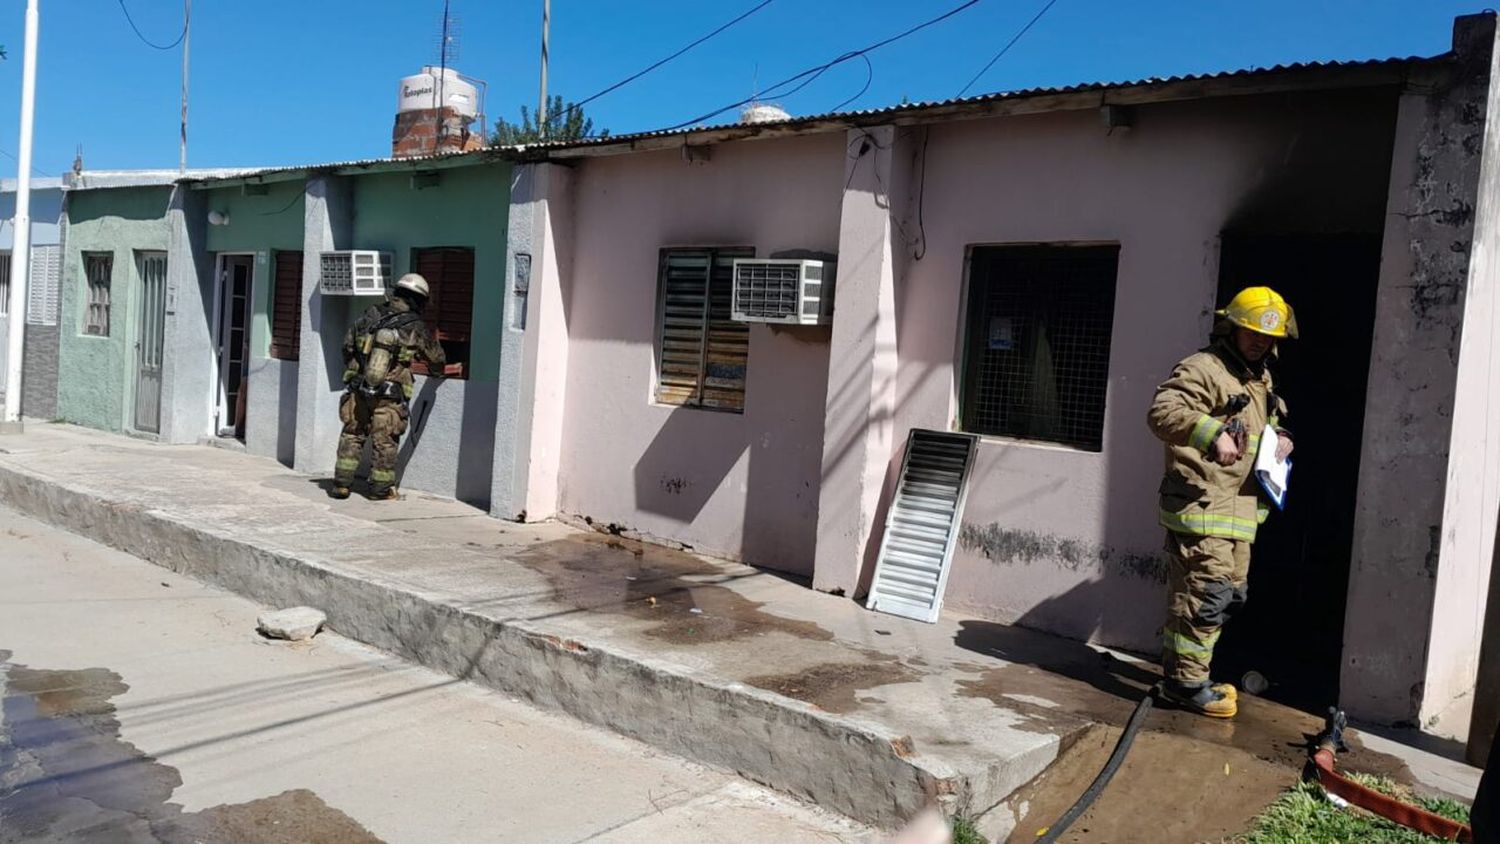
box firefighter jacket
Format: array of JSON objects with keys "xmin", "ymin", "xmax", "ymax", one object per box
[
  {"xmin": 1147, "ymin": 337, "xmax": 1285, "ymax": 542},
  {"xmin": 341, "ymin": 300, "xmax": 447, "ymax": 401}
]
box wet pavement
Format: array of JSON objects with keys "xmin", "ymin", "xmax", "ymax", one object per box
[
  {"xmin": 0, "ymin": 424, "xmax": 1481, "ymax": 839},
  {"xmin": 0, "ymin": 653, "xmax": 381, "ymax": 843}
]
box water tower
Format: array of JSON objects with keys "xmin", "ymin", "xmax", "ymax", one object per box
[{"xmin": 391, "ymin": 6, "xmax": 488, "ymax": 158}]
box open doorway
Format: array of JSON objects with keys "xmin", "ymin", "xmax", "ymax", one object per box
[
  {"xmin": 213, "ymin": 254, "xmax": 254, "ymax": 442},
  {"xmin": 1213, "ymin": 233, "xmax": 1381, "ymax": 711}
]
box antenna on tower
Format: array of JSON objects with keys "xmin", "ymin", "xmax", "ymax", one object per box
[{"xmin": 434, "ymin": 0, "xmax": 461, "ymax": 67}]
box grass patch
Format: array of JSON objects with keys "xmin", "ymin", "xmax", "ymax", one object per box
[
  {"xmin": 1241, "ymin": 774, "xmax": 1469, "ymax": 844},
  {"xmin": 951, "ymin": 815, "xmax": 986, "ymax": 844}
]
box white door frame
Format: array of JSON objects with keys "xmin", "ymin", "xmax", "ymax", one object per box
[{"xmin": 209, "ymin": 252, "xmax": 256, "ymax": 438}]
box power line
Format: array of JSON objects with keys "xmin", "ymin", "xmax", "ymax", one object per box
[
  {"xmin": 116, "ymin": 0, "xmax": 187, "ymax": 51},
  {"xmin": 828, "ymin": 54, "xmax": 874, "ymax": 113},
  {"xmin": 545, "ymin": 0, "xmax": 776, "ymax": 129},
  {"xmin": 957, "ymin": 0, "xmax": 1060, "ymax": 98},
  {"xmin": 662, "ymin": 0, "xmax": 982, "ymax": 132},
  {"xmin": 0, "ymin": 146, "xmax": 51, "ymax": 178}
]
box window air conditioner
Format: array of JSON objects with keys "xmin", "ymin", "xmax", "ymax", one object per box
[
  {"xmin": 731, "ymin": 258, "xmax": 835, "ymax": 325},
  {"xmin": 319, "ymin": 250, "xmax": 392, "ymax": 296}
]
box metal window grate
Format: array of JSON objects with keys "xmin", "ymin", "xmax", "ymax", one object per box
[
  {"xmin": 0, "ymin": 252, "xmax": 9, "ymax": 317},
  {"xmin": 736, "ymin": 261, "xmax": 801, "ymax": 320},
  {"xmin": 655, "ymin": 248, "xmax": 752, "ymax": 412},
  {"xmin": 83, "ymin": 252, "xmax": 113, "ymax": 336},
  {"xmin": 412, "ymin": 246, "xmax": 476, "ymax": 378},
  {"xmin": 269, "ymin": 251, "xmax": 304, "ymax": 361},
  {"xmin": 961, "ymin": 245, "xmax": 1119, "ymax": 451}
]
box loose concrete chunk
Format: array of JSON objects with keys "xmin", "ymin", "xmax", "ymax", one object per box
[{"xmin": 257, "ymin": 607, "xmax": 327, "ymax": 641}]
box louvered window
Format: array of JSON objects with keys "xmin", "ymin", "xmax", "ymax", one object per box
[
  {"xmin": 27, "ymin": 244, "xmax": 61, "ymax": 326},
  {"xmin": 960, "ymin": 244, "xmax": 1119, "ymax": 452},
  {"xmin": 83, "ymin": 252, "xmax": 113, "ymax": 337},
  {"xmin": 411, "ymin": 246, "xmax": 474, "ymax": 378},
  {"xmin": 0, "ymin": 252, "xmax": 9, "ymax": 316},
  {"xmin": 269, "ymin": 251, "xmax": 303, "ymax": 361},
  {"xmin": 655, "ymin": 248, "xmax": 752, "ymax": 412}
]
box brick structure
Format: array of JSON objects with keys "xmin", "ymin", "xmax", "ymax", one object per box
[{"xmin": 392, "ymin": 108, "xmax": 483, "ymax": 158}]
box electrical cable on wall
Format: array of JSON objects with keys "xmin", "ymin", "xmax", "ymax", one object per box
[{"xmin": 116, "ymin": 0, "xmax": 187, "ymax": 50}]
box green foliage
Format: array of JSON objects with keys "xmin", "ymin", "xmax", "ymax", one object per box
[
  {"xmin": 951, "ymin": 814, "xmax": 986, "ymax": 844},
  {"xmin": 1241, "ymin": 778, "xmax": 1470, "ymax": 844},
  {"xmin": 490, "ymin": 95, "xmax": 608, "ymax": 145}
]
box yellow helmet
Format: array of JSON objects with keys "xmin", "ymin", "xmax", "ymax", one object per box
[{"xmin": 1218, "ymin": 286, "xmax": 1297, "ymax": 339}]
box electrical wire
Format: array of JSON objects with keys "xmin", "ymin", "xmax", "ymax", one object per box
[
  {"xmin": 662, "ymin": 0, "xmax": 983, "ymax": 132},
  {"xmin": 116, "ymin": 0, "xmax": 188, "ymax": 50},
  {"xmin": 828, "ymin": 54, "xmax": 874, "ymax": 113},
  {"xmin": 957, "ymin": 0, "xmax": 1061, "ymax": 98},
  {"xmin": 0, "ymin": 146, "xmax": 52, "ymax": 178},
  {"xmin": 545, "ymin": 0, "xmax": 776, "ymax": 129}
]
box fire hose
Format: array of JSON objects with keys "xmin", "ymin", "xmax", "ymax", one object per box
[
  {"xmin": 1311, "ymin": 708, "xmax": 1473, "ymax": 842},
  {"xmin": 1033, "ymin": 692, "xmax": 1474, "ymax": 843}
]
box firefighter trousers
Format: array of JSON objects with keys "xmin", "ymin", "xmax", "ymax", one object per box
[
  {"xmin": 333, "ymin": 392, "xmax": 409, "ymax": 494},
  {"xmin": 1162, "ymin": 531, "xmax": 1251, "ymax": 687}
]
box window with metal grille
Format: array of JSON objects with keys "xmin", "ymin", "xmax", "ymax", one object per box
[
  {"xmin": 960, "ymin": 244, "xmax": 1120, "ymax": 451},
  {"xmin": 83, "ymin": 252, "xmax": 114, "ymax": 337},
  {"xmin": 0, "ymin": 252, "xmax": 9, "ymax": 316},
  {"xmin": 270, "ymin": 251, "xmax": 303, "ymax": 361},
  {"xmin": 655, "ymin": 247, "xmax": 752, "ymax": 412},
  {"xmin": 411, "ymin": 247, "xmax": 474, "ymax": 378}
]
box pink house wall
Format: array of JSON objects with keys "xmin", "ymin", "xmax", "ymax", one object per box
[
  {"xmin": 559, "ymin": 134, "xmax": 845, "ymax": 574},
  {"xmin": 887, "ymin": 94, "xmax": 1394, "ymax": 651}
]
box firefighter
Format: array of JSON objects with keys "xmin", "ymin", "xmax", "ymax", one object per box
[
  {"xmin": 1146, "ymin": 286, "xmax": 1296, "ymax": 718},
  {"xmin": 329, "ymin": 273, "xmax": 446, "ymax": 501}
]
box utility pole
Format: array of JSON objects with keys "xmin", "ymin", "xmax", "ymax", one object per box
[
  {"xmin": 3, "ymin": 0, "xmax": 39, "ymax": 431},
  {"xmin": 537, "ymin": 0, "xmax": 549, "ymax": 139},
  {"xmin": 179, "ymin": 0, "xmax": 190, "ymax": 174}
]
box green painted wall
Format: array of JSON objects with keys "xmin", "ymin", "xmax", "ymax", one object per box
[
  {"xmin": 350, "ymin": 163, "xmax": 511, "ymax": 382},
  {"xmin": 57, "ymin": 185, "xmax": 173, "ymax": 433},
  {"xmin": 201, "ymin": 182, "xmax": 305, "ymax": 358}
]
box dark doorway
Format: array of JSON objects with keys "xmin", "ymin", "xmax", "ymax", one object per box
[
  {"xmin": 214, "ymin": 254, "xmax": 254, "ymax": 442},
  {"xmin": 1213, "ymin": 233, "xmax": 1381, "ymax": 711}
]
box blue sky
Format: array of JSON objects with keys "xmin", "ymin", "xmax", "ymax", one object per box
[{"xmin": 0, "ymin": 1, "xmax": 1484, "ymax": 175}]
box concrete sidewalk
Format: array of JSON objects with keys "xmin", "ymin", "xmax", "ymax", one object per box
[{"xmin": 0, "ymin": 424, "xmax": 1478, "ymax": 835}]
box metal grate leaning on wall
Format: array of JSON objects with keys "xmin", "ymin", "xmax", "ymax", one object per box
[
  {"xmin": 961, "ymin": 244, "xmax": 1120, "ymax": 452},
  {"xmin": 25, "ymin": 244, "xmax": 61, "ymax": 327}
]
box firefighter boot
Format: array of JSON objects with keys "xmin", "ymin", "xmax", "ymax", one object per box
[
  {"xmin": 1158, "ymin": 680, "xmax": 1237, "ymax": 718},
  {"xmin": 329, "ymin": 484, "xmax": 351, "ymax": 500},
  {"xmin": 1212, "ymin": 683, "xmax": 1238, "ymax": 702},
  {"xmin": 367, "ymin": 487, "xmax": 401, "ymax": 501}
]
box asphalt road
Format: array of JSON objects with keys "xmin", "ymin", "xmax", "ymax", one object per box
[{"xmin": 0, "ymin": 503, "xmax": 874, "ymax": 843}]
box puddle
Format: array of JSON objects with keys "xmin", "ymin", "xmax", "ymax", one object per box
[
  {"xmin": 511, "ymin": 535, "xmax": 834, "ymax": 645},
  {"xmin": 0, "ymin": 651, "xmax": 383, "ymax": 843},
  {"xmin": 1001, "ymin": 724, "xmax": 1291, "ymax": 843},
  {"xmin": 745, "ymin": 660, "xmax": 920, "ymax": 714}
]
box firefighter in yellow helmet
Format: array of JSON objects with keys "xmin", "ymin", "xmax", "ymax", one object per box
[
  {"xmin": 329, "ymin": 273, "xmax": 446, "ymax": 501},
  {"xmin": 1146, "ymin": 286, "xmax": 1296, "ymax": 718}
]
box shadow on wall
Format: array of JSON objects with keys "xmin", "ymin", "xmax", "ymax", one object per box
[
  {"xmin": 392, "ymin": 377, "xmax": 497, "ymax": 509},
  {"xmin": 633, "ymin": 408, "xmax": 747, "ymax": 524}
]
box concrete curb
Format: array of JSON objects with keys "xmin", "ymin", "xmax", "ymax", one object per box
[{"xmin": 0, "ymin": 462, "xmax": 976, "ymax": 828}]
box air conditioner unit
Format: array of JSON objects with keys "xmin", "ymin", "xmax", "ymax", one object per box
[
  {"xmin": 319, "ymin": 250, "xmax": 392, "ymax": 296},
  {"xmin": 731, "ymin": 258, "xmax": 835, "ymax": 325}
]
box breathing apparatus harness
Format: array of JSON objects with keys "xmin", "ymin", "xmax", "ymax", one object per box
[{"xmin": 349, "ymin": 309, "xmax": 424, "ymax": 402}]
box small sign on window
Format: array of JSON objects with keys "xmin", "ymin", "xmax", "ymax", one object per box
[{"xmin": 988, "ymin": 317, "xmax": 1014, "ymax": 351}]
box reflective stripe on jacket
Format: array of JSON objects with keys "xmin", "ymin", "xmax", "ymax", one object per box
[{"xmin": 1148, "ymin": 339, "xmax": 1283, "ymax": 542}]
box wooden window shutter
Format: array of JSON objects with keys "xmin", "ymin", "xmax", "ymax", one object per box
[
  {"xmin": 270, "ymin": 251, "xmax": 303, "ymax": 361},
  {"xmin": 412, "ymin": 247, "xmax": 475, "ymax": 377},
  {"xmin": 655, "ymin": 248, "xmax": 750, "ymax": 411}
]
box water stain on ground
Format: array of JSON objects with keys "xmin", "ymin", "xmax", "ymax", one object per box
[
  {"xmin": 1001, "ymin": 725, "xmax": 1290, "ymax": 844},
  {"xmin": 0, "ymin": 651, "xmax": 383, "ymax": 843},
  {"xmin": 953, "ymin": 621, "xmax": 1422, "ymax": 840},
  {"xmin": 511, "ymin": 534, "xmax": 834, "ymax": 646},
  {"xmin": 745, "ymin": 660, "xmax": 920, "ymax": 714}
]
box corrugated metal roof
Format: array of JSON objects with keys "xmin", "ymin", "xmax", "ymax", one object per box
[
  {"xmin": 178, "ymin": 52, "xmax": 1436, "ymax": 184},
  {"xmin": 513, "ymin": 54, "xmax": 1432, "ymax": 153}
]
